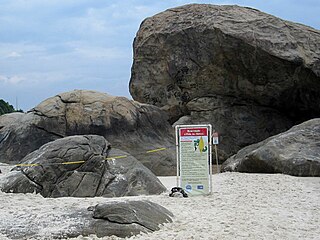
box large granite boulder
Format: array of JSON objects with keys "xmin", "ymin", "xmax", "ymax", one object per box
[
  {"xmin": 176, "ymin": 96, "xmax": 292, "ymax": 160},
  {"xmin": 0, "ymin": 90, "xmax": 175, "ymax": 175},
  {"xmin": 1, "ymin": 135, "xmax": 166, "ymax": 197},
  {"xmin": 221, "ymin": 118, "xmax": 320, "ymax": 176},
  {"xmin": 129, "ymin": 4, "xmax": 320, "ymax": 160}
]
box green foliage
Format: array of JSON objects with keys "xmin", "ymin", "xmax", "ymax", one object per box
[{"xmin": 0, "ymin": 99, "xmax": 22, "ymax": 115}]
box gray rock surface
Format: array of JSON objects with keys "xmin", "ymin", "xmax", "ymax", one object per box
[
  {"xmin": 222, "ymin": 118, "xmax": 320, "ymax": 176},
  {"xmin": 0, "ymin": 90, "xmax": 175, "ymax": 175},
  {"xmin": 184, "ymin": 96, "xmax": 292, "ymax": 160},
  {"xmin": 129, "ymin": 4, "xmax": 320, "ymax": 160},
  {"xmin": 0, "ymin": 199, "xmax": 173, "ymax": 239},
  {"xmin": 82, "ymin": 200, "xmax": 173, "ymax": 238},
  {"xmin": 1, "ymin": 135, "xmax": 166, "ymax": 197},
  {"xmin": 0, "ymin": 112, "xmax": 59, "ymax": 165}
]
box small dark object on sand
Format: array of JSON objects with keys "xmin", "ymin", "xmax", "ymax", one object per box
[{"xmin": 169, "ymin": 187, "xmax": 188, "ymax": 198}]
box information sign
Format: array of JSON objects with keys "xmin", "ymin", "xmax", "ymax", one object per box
[{"xmin": 175, "ymin": 125, "xmax": 212, "ymax": 196}]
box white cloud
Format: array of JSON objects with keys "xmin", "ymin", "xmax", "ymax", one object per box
[
  {"xmin": 0, "ymin": 0, "xmax": 89, "ymax": 13},
  {"xmin": 6, "ymin": 51, "xmax": 22, "ymax": 59},
  {"xmin": 108, "ymin": 4, "xmax": 159, "ymax": 20},
  {"xmin": 67, "ymin": 41, "xmax": 130, "ymax": 59},
  {"xmin": 56, "ymin": 13, "xmax": 113, "ymax": 38},
  {"xmin": 0, "ymin": 43, "xmax": 47, "ymax": 59},
  {"xmin": 0, "ymin": 75, "xmax": 25, "ymax": 85}
]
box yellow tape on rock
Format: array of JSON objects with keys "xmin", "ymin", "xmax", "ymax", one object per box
[{"xmin": 7, "ymin": 147, "xmax": 170, "ymax": 168}]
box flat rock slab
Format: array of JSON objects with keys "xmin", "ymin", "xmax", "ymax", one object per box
[{"xmin": 83, "ymin": 200, "xmax": 174, "ymax": 238}]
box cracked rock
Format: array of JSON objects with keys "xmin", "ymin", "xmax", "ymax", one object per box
[
  {"xmin": 0, "ymin": 135, "xmax": 166, "ymax": 197},
  {"xmin": 87, "ymin": 200, "xmax": 173, "ymax": 237},
  {"xmin": 129, "ymin": 4, "xmax": 320, "ymax": 160},
  {"xmin": 0, "ymin": 90, "xmax": 175, "ymax": 175},
  {"xmin": 222, "ymin": 118, "xmax": 320, "ymax": 176}
]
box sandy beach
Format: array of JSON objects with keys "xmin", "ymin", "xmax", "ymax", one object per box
[{"xmin": 0, "ymin": 164, "xmax": 319, "ymax": 240}]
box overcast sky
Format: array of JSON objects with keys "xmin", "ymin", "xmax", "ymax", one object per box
[{"xmin": 1, "ymin": 0, "xmax": 319, "ymax": 111}]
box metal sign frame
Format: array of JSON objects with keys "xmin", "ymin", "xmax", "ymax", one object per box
[{"xmin": 175, "ymin": 124, "xmax": 212, "ymax": 196}]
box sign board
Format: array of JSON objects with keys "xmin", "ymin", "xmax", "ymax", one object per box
[
  {"xmin": 175, "ymin": 125, "xmax": 212, "ymax": 196},
  {"xmin": 212, "ymin": 132, "xmax": 219, "ymax": 145}
]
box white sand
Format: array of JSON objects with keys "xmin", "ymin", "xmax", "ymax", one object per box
[{"xmin": 0, "ymin": 164, "xmax": 319, "ymax": 240}]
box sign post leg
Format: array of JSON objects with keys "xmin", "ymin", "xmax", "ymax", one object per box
[{"xmin": 214, "ymin": 145, "xmax": 220, "ymax": 173}]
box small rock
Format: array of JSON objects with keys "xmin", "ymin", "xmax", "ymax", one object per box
[{"xmin": 85, "ymin": 200, "xmax": 174, "ymax": 238}]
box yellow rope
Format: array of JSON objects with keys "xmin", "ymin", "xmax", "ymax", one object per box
[
  {"xmin": 12, "ymin": 147, "xmax": 170, "ymax": 167},
  {"xmin": 61, "ymin": 160, "xmax": 85, "ymax": 165},
  {"xmin": 146, "ymin": 147, "xmax": 166, "ymax": 153}
]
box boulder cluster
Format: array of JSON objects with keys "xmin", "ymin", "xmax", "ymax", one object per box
[
  {"xmin": 130, "ymin": 4, "xmax": 320, "ymax": 161},
  {"xmin": 0, "ymin": 91, "xmax": 173, "ymax": 238},
  {"xmin": 0, "ymin": 90, "xmax": 176, "ymax": 176},
  {"xmin": 0, "ymin": 5, "xmax": 319, "ymax": 193},
  {"xmin": 1, "ymin": 3, "xmax": 320, "ymax": 239}
]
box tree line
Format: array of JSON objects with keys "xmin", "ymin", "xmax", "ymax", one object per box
[{"xmin": 0, "ymin": 99, "xmax": 23, "ymax": 115}]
